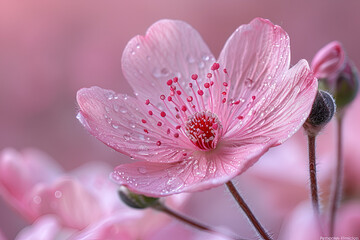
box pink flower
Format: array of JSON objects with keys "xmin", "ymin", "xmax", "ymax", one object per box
[
  {"xmin": 311, "ymin": 41, "xmax": 358, "ymax": 108},
  {"xmin": 0, "ymin": 229, "xmax": 6, "ymax": 240},
  {"xmin": 0, "ymin": 148, "xmax": 62, "ymax": 221},
  {"xmin": 279, "ymin": 201, "xmax": 360, "ymax": 239},
  {"xmin": 311, "ymin": 41, "xmax": 346, "ymax": 83},
  {"xmin": 76, "ymin": 18, "xmax": 318, "ymax": 197},
  {"xmin": 0, "ymin": 148, "xmax": 190, "ymax": 239}
]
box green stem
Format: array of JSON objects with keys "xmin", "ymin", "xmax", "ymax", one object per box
[{"xmin": 329, "ymin": 114, "xmax": 343, "ymax": 236}]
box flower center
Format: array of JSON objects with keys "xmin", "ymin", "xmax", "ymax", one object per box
[
  {"xmin": 140, "ymin": 62, "xmax": 257, "ymax": 152},
  {"xmin": 185, "ymin": 111, "xmax": 222, "ymax": 150}
]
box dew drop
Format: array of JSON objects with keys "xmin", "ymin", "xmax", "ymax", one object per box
[
  {"xmin": 54, "ymin": 190, "xmax": 62, "ymax": 199},
  {"xmin": 136, "ymin": 44, "xmax": 140, "ymax": 49},
  {"xmin": 119, "ymin": 107, "xmax": 128, "ymax": 114},
  {"xmin": 138, "ymin": 167, "xmax": 147, "ymax": 174},
  {"xmin": 198, "ymin": 61, "xmax": 205, "ymax": 69},
  {"xmin": 112, "ymin": 123, "xmax": 119, "ymax": 129},
  {"xmin": 186, "ymin": 55, "xmax": 195, "ymax": 63},
  {"xmin": 123, "ymin": 134, "xmax": 131, "ymax": 141},
  {"xmin": 112, "ymin": 172, "xmax": 121, "ymax": 181},
  {"xmin": 245, "ymin": 78, "xmax": 253, "ymax": 88},
  {"xmin": 161, "ymin": 68, "xmax": 169, "ymax": 76},
  {"xmin": 131, "ymin": 50, "xmax": 135, "ymax": 55},
  {"xmin": 33, "ymin": 196, "xmax": 42, "ymax": 204},
  {"xmin": 208, "ymin": 165, "xmax": 216, "ymax": 174},
  {"xmin": 202, "ymin": 55, "xmax": 210, "ymax": 61},
  {"xmin": 152, "ymin": 67, "xmax": 170, "ymax": 78},
  {"xmin": 167, "ymin": 177, "xmax": 176, "ymax": 185}
]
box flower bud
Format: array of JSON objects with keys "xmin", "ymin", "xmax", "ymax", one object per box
[
  {"xmin": 311, "ymin": 41, "xmax": 358, "ymax": 109},
  {"xmin": 118, "ymin": 186, "xmax": 160, "ymax": 209},
  {"xmin": 304, "ymin": 90, "xmax": 336, "ymax": 137}
]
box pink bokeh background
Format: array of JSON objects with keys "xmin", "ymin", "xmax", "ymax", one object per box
[{"xmin": 1, "ymin": 0, "xmax": 359, "ymax": 239}]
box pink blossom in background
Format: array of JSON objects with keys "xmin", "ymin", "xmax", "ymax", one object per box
[
  {"xmin": 279, "ymin": 201, "xmax": 360, "ymax": 239},
  {"xmin": 311, "ymin": 41, "xmax": 358, "ymax": 108},
  {"xmin": 278, "ymin": 202, "xmax": 322, "ymax": 240},
  {"xmin": 0, "ymin": 148, "xmax": 193, "ymax": 240},
  {"xmin": 0, "ymin": 148, "xmax": 62, "ymax": 221},
  {"xmin": 311, "ymin": 41, "xmax": 346, "ymax": 84},
  {"xmin": 76, "ymin": 18, "xmax": 318, "ymax": 197},
  {"xmin": 0, "ymin": 230, "xmax": 6, "ymax": 240}
]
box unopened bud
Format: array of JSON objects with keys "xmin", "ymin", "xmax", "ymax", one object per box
[
  {"xmin": 118, "ymin": 186, "xmax": 160, "ymax": 209},
  {"xmin": 311, "ymin": 41, "xmax": 358, "ymax": 109},
  {"xmin": 304, "ymin": 90, "xmax": 336, "ymax": 136}
]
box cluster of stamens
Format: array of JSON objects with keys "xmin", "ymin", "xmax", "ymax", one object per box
[
  {"xmin": 185, "ymin": 111, "xmax": 221, "ymax": 150},
  {"xmin": 139, "ymin": 62, "xmax": 257, "ymax": 151}
]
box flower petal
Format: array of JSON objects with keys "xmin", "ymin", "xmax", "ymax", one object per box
[
  {"xmin": 223, "ymin": 60, "xmax": 317, "ymax": 145},
  {"xmin": 77, "ymin": 86, "xmax": 194, "ymax": 162},
  {"xmin": 218, "ymin": 18, "xmax": 290, "ymax": 103},
  {"xmin": 15, "ymin": 216, "xmax": 76, "ymax": 240},
  {"xmin": 122, "ymin": 19, "xmax": 215, "ymax": 106},
  {"xmin": 111, "ymin": 142, "xmax": 270, "ymax": 197},
  {"xmin": 28, "ymin": 178, "xmax": 103, "ymax": 230},
  {"xmin": 0, "ymin": 148, "xmax": 62, "ymax": 221}
]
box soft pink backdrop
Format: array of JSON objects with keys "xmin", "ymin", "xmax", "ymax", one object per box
[{"xmin": 1, "ymin": 0, "xmax": 359, "ymax": 239}]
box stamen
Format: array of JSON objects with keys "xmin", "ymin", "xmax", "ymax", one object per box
[{"xmin": 140, "ymin": 61, "xmax": 259, "ymax": 151}]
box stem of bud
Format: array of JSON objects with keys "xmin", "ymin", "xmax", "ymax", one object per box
[{"xmin": 329, "ymin": 114, "xmax": 344, "ymax": 236}]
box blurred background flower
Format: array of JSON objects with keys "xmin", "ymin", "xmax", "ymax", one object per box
[{"xmin": 1, "ymin": 0, "xmax": 360, "ymax": 239}]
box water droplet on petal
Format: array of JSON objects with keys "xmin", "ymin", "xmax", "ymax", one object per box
[
  {"xmin": 55, "ymin": 191, "xmax": 62, "ymax": 199},
  {"xmin": 208, "ymin": 165, "xmax": 216, "ymax": 173},
  {"xmin": 202, "ymin": 55, "xmax": 210, "ymax": 61},
  {"xmin": 245, "ymin": 78, "xmax": 253, "ymax": 88},
  {"xmin": 119, "ymin": 107, "xmax": 128, "ymax": 114},
  {"xmin": 138, "ymin": 167, "xmax": 147, "ymax": 174},
  {"xmin": 33, "ymin": 196, "xmax": 42, "ymax": 204},
  {"xmin": 123, "ymin": 134, "xmax": 131, "ymax": 141},
  {"xmin": 152, "ymin": 67, "xmax": 170, "ymax": 78},
  {"xmin": 161, "ymin": 68, "xmax": 169, "ymax": 76},
  {"xmin": 186, "ymin": 55, "xmax": 195, "ymax": 63},
  {"xmin": 167, "ymin": 177, "xmax": 176, "ymax": 185},
  {"xmin": 198, "ymin": 61, "xmax": 205, "ymax": 69}
]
